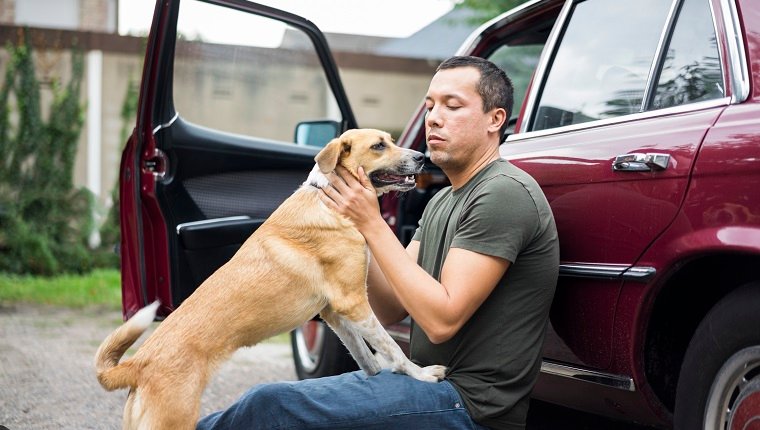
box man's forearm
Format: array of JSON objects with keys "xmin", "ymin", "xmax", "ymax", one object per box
[
  {"xmin": 366, "ymin": 255, "xmax": 408, "ymax": 325},
  {"xmin": 361, "ymin": 219, "xmax": 457, "ymax": 342}
]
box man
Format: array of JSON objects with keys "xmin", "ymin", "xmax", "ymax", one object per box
[{"xmin": 197, "ymin": 56, "xmax": 558, "ymax": 430}]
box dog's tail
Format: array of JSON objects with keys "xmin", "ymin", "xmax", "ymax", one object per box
[{"xmin": 94, "ymin": 300, "xmax": 159, "ymax": 391}]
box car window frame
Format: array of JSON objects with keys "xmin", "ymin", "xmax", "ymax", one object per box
[{"xmin": 512, "ymin": 0, "xmax": 747, "ymax": 141}]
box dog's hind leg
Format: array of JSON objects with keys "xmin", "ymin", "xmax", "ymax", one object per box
[{"xmin": 321, "ymin": 309, "xmax": 382, "ymax": 376}]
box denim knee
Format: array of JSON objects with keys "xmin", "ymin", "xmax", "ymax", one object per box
[
  {"xmin": 198, "ymin": 371, "xmax": 488, "ymax": 430},
  {"xmin": 196, "ymin": 382, "xmax": 294, "ymax": 429}
]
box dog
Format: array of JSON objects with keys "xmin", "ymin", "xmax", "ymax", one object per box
[{"xmin": 95, "ymin": 128, "xmax": 447, "ymax": 429}]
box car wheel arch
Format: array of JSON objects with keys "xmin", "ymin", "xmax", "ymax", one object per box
[{"xmin": 641, "ymin": 253, "xmax": 760, "ymax": 412}]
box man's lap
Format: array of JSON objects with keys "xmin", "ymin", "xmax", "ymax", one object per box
[{"xmin": 197, "ymin": 369, "xmax": 487, "ymax": 429}]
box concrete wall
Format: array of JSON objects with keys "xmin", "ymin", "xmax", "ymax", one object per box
[{"xmin": 1, "ymin": 0, "xmax": 118, "ymax": 32}]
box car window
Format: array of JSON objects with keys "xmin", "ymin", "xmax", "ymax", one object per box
[
  {"xmin": 531, "ymin": 0, "xmax": 673, "ymax": 131},
  {"xmin": 651, "ymin": 0, "xmax": 724, "ymax": 109},
  {"xmin": 172, "ymin": 0, "xmax": 341, "ymax": 144},
  {"xmin": 531, "ymin": 0, "xmax": 725, "ymax": 132},
  {"xmin": 488, "ymin": 44, "xmax": 544, "ymax": 127}
]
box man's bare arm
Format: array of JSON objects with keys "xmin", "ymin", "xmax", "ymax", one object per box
[{"xmin": 366, "ymin": 243, "xmax": 417, "ymax": 326}]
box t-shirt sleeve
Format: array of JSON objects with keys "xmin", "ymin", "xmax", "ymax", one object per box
[{"xmin": 451, "ymin": 176, "xmax": 539, "ymax": 263}]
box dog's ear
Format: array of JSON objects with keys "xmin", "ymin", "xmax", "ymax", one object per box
[{"xmin": 315, "ymin": 135, "xmax": 350, "ymax": 173}]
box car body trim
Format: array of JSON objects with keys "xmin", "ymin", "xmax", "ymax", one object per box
[
  {"xmin": 507, "ymin": 97, "xmax": 730, "ymax": 142},
  {"xmin": 641, "ymin": 0, "xmax": 680, "ymax": 111},
  {"xmin": 559, "ymin": 263, "xmax": 628, "ymax": 279},
  {"xmin": 559, "ymin": 263, "xmax": 656, "ymax": 282},
  {"xmin": 540, "ymin": 360, "xmax": 636, "ymax": 391},
  {"xmin": 518, "ymin": 0, "xmax": 574, "ymax": 134},
  {"xmin": 175, "ymin": 215, "xmax": 252, "ymax": 235},
  {"xmin": 720, "ymin": 0, "xmax": 750, "ymax": 102},
  {"xmin": 622, "ymin": 266, "xmax": 658, "ymax": 280},
  {"xmin": 456, "ymin": 0, "xmax": 552, "ymax": 56},
  {"xmin": 152, "ymin": 111, "xmax": 179, "ymax": 135},
  {"xmin": 386, "ymin": 325, "xmax": 637, "ymax": 392}
]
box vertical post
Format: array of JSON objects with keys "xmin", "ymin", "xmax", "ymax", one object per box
[{"xmin": 87, "ymin": 49, "xmax": 103, "ymax": 247}]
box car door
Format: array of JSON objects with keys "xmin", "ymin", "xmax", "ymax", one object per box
[
  {"xmin": 499, "ymin": 0, "xmax": 727, "ymax": 372},
  {"xmin": 120, "ymin": 0, "xmax": 356, "ymax": 318}
]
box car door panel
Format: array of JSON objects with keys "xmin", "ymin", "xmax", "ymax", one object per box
[
  {"xmin": 154, "ymin": 118, "xmax": 317, "ymax": 306},
  {"xmin": 500, "ymin": 0, "xmax": 727, "ymax": 371},
  {"xmin": 504, "ymin": 106, "xmax": 722, "ymax": 369}
]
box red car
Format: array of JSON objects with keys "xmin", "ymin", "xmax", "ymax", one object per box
[{"xmin": 120, "ymin": 0, "xmax": 760, "ymax": 428}]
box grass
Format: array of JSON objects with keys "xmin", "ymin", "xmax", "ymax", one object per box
[
  {"xmin": 0, "ymin": 268, "xmax": 121, "ymax": 310},
  {"xmin": 0, "ymin": 268, "xmax": 293, "ymax": 344}
]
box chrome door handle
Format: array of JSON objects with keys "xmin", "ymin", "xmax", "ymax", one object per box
[{"xmin": 612, "ymin": 153, "xmax": 670, "ymax": 172}]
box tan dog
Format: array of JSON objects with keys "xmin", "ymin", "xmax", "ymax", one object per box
[{"xmin": 95, "ymin": 129, "xmax": 446, "ymax": 429}]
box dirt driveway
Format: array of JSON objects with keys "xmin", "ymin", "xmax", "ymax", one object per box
[
  {"xmin": 0, "ymin": 304, "xmax": 296, "ymax": 429},
  {"xmin": 0, "ymin": 304, "xmax": 658, "ymax": 430}
]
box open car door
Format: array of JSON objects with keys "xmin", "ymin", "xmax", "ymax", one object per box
[{"xmin": 120, "ymin": 0, "xmax": 356, "ymax": 319}]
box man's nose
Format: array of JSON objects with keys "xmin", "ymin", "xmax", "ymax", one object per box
[{"xmin": 426, "ymin": 106, "xmax": 441, "ymax": 128}]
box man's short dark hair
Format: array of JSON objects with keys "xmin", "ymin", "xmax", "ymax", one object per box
[{"xmin": 436, "ymin": 56, "xmax": 514, "ymax": 139}]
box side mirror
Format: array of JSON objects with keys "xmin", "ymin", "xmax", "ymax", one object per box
[{"xmin": 294, "ymin": 121, "xmax": 340, "ymax": 147}]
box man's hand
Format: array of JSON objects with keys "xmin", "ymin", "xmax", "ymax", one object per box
[{"xmin": 318, "ymin": 166, "xmax": 383, "ymax": 234}]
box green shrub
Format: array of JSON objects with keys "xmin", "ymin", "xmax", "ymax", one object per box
[{"xmin": 0, "ymin": 30, "xmax": 97, "ymax": 275}]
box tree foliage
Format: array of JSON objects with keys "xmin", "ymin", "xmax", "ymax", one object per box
[{"xmin": 0, "ymin": 30, "xmax": 98, "ymax": 275}]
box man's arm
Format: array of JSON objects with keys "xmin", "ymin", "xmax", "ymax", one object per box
[
  {"xmin": 365, "ymin": 242, "xmax": 417, "ymax": 326},
  {"xmin": 320, "ymin": 167, "xmax": 510, "ymax": 343}
]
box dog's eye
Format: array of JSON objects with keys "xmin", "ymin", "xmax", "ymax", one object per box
[{"xmin": 371, "ymin": 142, "xmax": 386, "ymax": 150}]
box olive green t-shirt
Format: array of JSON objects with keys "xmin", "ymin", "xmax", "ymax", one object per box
[{"xmin": 411, "ymin": 158, "xmax": 559, "ymax": 429}]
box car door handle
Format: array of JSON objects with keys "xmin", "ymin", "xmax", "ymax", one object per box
[{"xmin": 612, "ymin": 153, "xmax": 670, "ymax": 172}]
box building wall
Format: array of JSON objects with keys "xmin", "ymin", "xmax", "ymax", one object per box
[
  {"xmin": 0, "ymin": 25, "xmax": 436, "ymax": 214},
  {"xmin": 0, "ymin": 0, "xmax": 15, "ymax": 23},
  {"xmin": 79, "ymin": 0, "xmax": 118, "ymax": 33},
  {"xmin": 342, "ymin": 69, "xmax": 429, "ymax": 136},
  {"xmin": 1, "ymin": 0, "xmax": 117, "ymax": 32}
]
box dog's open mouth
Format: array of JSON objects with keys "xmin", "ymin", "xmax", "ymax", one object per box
[{"xmin": 369, "ymin": 171, "xmax": 417, "ymax": 190}]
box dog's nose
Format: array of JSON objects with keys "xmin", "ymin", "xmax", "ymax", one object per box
[{"xmin": 412, "ymin": 152, "xmax": 425, "ymax": 164}]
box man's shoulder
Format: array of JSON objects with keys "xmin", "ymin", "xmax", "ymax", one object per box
[
  {"xmin": 491, "ymin": 159, "xmax": 540, "ymax": 188},
  {"xmin": 470, "ymin": 160, "xmax": 538, "ymax": 198},
  {"xmin": 472, "ymin": 160, "xmax": 554, "ymax": 222}
]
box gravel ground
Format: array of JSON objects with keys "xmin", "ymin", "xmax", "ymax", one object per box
[
  {"xmin": 0, "ymin": 304, "xmax": 296, "ymax": 429},
  {"xmin": 0, "ymin": 304, "xmax": 658, "ymax": 430}
]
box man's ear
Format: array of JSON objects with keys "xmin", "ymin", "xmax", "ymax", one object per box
[
  {"xmin": 488, "ymin": 107, "xmax": 507, "ymax": 134},
  {"xmin": 315, "ymin": 135, "xmax": 350, "ymax": 173}
]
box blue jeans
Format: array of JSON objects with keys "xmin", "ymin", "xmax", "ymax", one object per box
[{"xmin": 197, "ymin": 370, "xmax": 489, "ymax": 429}]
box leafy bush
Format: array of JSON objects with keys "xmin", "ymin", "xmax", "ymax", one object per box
[{"xmin": 0, "ymin": 30, "xmax": 101, "ymax": 275}]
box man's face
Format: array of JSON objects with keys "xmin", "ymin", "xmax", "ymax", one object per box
[{"xmin": 424, "ymin": 66, "xmax": 496, "ymax": 170}]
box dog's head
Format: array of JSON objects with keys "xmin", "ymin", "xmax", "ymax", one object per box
[{"xmin": 315, "ymin": 129, "xmax": 425, "ymax": 195}]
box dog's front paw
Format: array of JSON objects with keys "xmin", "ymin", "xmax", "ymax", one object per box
[
  {"xmin": 421, "ymin": 365, "xmax": 447, "ymax": 382},
  {"xmin": 404, "ymin": 364, "xmax": 447, "ymax": 383}
]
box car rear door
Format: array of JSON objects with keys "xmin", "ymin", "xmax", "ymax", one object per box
[
  {"xmin": 120, "ymin": 0, "xmax": 356, "ymax": 318},
  {"xmin": 500, "ymin": 0, "xmax": 728, "ymax": 374}
]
